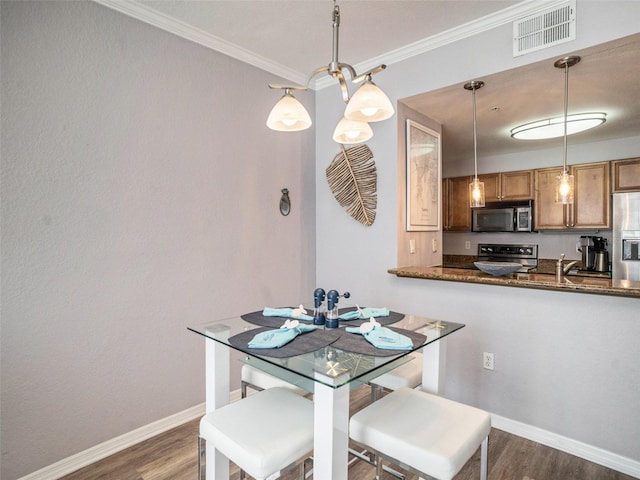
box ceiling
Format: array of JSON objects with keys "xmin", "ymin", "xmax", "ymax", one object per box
[{"xmin": 100, "ymin": 1, "xmax": 640, "ymax": 163}]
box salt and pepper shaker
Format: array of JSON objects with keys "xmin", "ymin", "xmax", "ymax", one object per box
[
  {"xmin": 313, "ymin": 288, "xmax": 326, "ymax": 326},
  {"xmin": 325, "ymin": 290, "xmax": 350, "ymax": 329}
]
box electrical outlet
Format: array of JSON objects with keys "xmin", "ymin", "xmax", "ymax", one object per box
[
  {"xmin": 576, "ymin": 241, "xmax": 581, "ymax": 253},
  {"xmin": 410, "ymin": 239, "xmax": 416, "ymax": 254},
  {"xmin": 465, "ymin": 241, "xmax": 471, "ymax": 250},
  {"xmin": 483, "ymin": 352, "xmax": 494, "ymax": 370}
]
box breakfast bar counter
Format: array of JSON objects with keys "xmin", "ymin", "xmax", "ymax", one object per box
[{"xmin": 388, "ymin": 265, "xmax": 640, "ymax": 299}]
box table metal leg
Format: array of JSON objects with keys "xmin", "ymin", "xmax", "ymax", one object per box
[
  {"xmin": 205, "ymin": 328, "xmax": 230, "ymax": 480},
  {"xmin": 421, "ymin": 338, "xmax": 446, "ymax": 394},
  {"xmin": 313, "ymin": 382, "xmax": 350, "ymax": 480}
]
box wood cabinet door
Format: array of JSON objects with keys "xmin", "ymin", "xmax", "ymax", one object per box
[
  {"xmin": 501, "ymin": 170, "xmax": 534, "ymax": 200},
  {"xmin": 612, "ymin": 157, "xmax": 640, "ymax": 193},
  {"xmin": 534, "ymin": 167, "xmax": 566, "ymax": 229},
  {"xmin": 572, "ymin": 162, "xmax": 610, "ymax": 229},
  {"xmin": 478, "ymin": 174, "xmax": 500, "ymax": 202},
  {"xmin": 444, "ymin": 176, "xmax": 471, "ymax": 231}
]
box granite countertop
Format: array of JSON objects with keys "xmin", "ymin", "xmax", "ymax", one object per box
[{"xmin": 387, "ymin": 265, "xmax": 640, "ymax": 299}]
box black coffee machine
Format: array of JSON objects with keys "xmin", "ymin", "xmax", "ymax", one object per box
[{"xmin": 579, "ymin": 235, "xmax": 609, "ymax": 271}]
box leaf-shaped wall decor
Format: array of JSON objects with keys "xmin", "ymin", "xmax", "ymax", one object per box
[{"xmin": 326, "ymin": 144, "xmax": 377, "ymax": 226}]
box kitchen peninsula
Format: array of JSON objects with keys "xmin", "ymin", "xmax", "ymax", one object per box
[{"xmin": 388, "ymin": 265, "xmax": 640, "ymax": 298}]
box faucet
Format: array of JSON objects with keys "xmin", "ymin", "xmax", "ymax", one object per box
[{"xmin": 556, "ymin": 254, "xmax": 578, "ymax": 280}]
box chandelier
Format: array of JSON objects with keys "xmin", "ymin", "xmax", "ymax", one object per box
[{"xmin": 266, "ymin": 1, "xmax": 394, "ymax": 144}]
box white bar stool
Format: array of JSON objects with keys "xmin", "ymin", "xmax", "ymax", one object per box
[
  {"xmin": 368, "ymin": 352, "xmax": 422, "ymax": 401},
  {"xmin": 349, "ymin": 387, "xmax": 491, "ymax": 480},
  {"xmin": 198, "ymin": 387, "xmax": 314, "ymax": 480},
  {"xmin": 241, "ymin": 364, "xmax": 307, "ymax": 398}
]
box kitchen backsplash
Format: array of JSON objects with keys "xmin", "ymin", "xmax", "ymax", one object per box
[{"xmin": 443, "ymin": 230, "xmax": 613, "ymax": 261}]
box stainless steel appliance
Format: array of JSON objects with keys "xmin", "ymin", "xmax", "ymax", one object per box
[
  {"xmin": 613, "ymin": 192, "xmax": 640, "ymax": 281},
  {"xmin": 579, "ymin": 235, "xmax": 608, "ymax": 271},
  {"xmin": 472, "ymin": 200, "xmax": 533, "ymax": 233},
  {"xmin": 476, "ymin": 243, "xmax": 538, "ymax": 272}
]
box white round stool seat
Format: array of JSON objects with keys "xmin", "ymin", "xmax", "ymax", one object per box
[
  {"xmin": 200, "ymin": 387, "xmax": 314, "ymax": 479},
  {"xmin": 241, "ymin": 364, "xmax": 306, "ymax": 396},
  {"xmin": 350, "ymin": 387, "xmax": 491, "ymax": 480},
  {"xmin": 370, "ymin": 352, "xmax": 422, "ymax": 391}
]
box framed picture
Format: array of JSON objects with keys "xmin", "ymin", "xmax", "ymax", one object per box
[{"xmin": 406, "ymin": 119, "xmax": 441, "ymax": 231}]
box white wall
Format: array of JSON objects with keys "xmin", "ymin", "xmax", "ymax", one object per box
[
  {"xmin": 0, "ymin": 2, "xmax": 315, "ymax": 479},
  {"xmin": 316, "ymin": 0, "xmax": 640, "ymax": 468}
]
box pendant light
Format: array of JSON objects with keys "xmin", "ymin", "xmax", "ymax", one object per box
[
  {"xmin": 465, "ymin": 80, "xmax": 485, "ymax": 208},
  {"xmin": 554, "ymin": 55, "xmax": 580, "ymax": 205},
  {"xmin": 266, "ymin": 1, "xmax": 393, "ymax": 144}
]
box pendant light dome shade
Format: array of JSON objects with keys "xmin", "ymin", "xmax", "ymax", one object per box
[
  {"xmin": 344, "ymin": 77, "xmax": 394, "ymax": 122},
  {"xmin": 332, "ymin": 117, "xmax": 373, "ymax": 144},
  {"xmin": 266, "ymin": 90, "xmax": 312, "ymax": 132}
]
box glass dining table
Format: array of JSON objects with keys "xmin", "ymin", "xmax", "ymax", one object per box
[{"xmin": 188, "ymin": 310, "xmax": 465, "ymax": 480}]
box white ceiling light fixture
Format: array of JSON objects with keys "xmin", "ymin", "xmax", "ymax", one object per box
[
  {"xmin": 266, "ymin": 1, "xmax": 394, "ymax": 144},
  {"xmin": 465, "ymin": 80, "xmax": 485, "ymax": 208},
  {"xmin": 510, "ymin": 112, "xmax": 606, "ymax": 140},
  {"xmin": 266, "ymin": 87, "xmax": 313, "ymax": 132},
  {"xmin": 554, "ymin": 55, "xmax": 581, "ymax": 205}
]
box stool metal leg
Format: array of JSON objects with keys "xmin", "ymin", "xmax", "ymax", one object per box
[
  {"xmin": 480, "ymin": 436, "xmax": 488, "ymax": 480},
  {"xmin": 198, "ymin": 437, "xmax": 205, "ymax": 480},
  {"xmin": 375, "ymin": 454, "xmax": 383, "ymax": 480}
]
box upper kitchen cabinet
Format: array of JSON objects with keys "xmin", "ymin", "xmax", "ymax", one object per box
[
  {"xmin": 611, "ymin": 157, "xmax": 640, "ymax": 193},
  {"xmin": 479, "ymin": 170, "xmax": 534, "ymax": 202},
  {"xmin": 535, "ymin": 162, "xmax": 610, "ymax": 230},
  {"xmin": 442, "ymin": 176, "xmax": 471, "ymax": 231}
]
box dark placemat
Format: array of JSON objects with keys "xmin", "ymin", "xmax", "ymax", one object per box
[
  {"xmin": 241, "ymin": 307, "xmax": 404, "ymax": 328},
  {"xmin": 330, "ymin": 327, "xmax": 427, "ymax": 357},
  {"xmin": 228, "ymin": 327, "xmax": 341, "ymax": 358}
]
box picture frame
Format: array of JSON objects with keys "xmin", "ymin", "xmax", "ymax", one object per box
[{"xmin": 406, "ymin": 119, "xmax": 441, "ymax": 231}]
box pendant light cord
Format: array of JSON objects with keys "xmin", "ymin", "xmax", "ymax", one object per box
[
  {"xmin": 562, "ymin": 61, "xmax": 569, "ymax": 174},
  {"xmin": 473, "ymin": 86, "xmax": 479, "ymax": 181}
]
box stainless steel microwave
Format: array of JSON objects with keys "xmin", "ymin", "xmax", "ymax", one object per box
[{"xmin": 472, "ymin": 200, "xmax": 534, "ymax": 232}]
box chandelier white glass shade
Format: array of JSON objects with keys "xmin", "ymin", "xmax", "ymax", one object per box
[
  {"xmin": 266, "ymin": 2, "xmax": 393, "ymax": 144},
  {"xmin": 332, "ymin": 117, "xmax": 373, "ymax": 144},
  {"xmin": 344, "ymin": 76, "xmax": 394, "ymax": 122},
  {"xmin": 511, "ymin": 112, "xmax": 606, "ymax": 140},
  {"xmin": 465, "ymin": 80, "xmax": 485, "ymax": 208},
  {"xmin": 554, "ymin": 55, "xmax": 580, "ymax": 205},
  {"xmin": 266, "ymin": 88, "xmax": 312, "ymax": 132}
]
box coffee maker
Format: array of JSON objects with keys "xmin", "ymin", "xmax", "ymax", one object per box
[{"xmin": 579, "ymin": 236, "xmax": 609, "ymax": 271}]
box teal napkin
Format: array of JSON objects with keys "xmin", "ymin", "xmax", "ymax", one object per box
[
  {"xmin": 346, "ymin": 324, "xmax": 413, "ymax": 350},
  {"xmin": 248, "ymin": 324, "xmax": 318, "ymax": 349},
  {"xmin": 262, "ymin": 306, "xmax": 314, "ymax": 322},
  {"xmin": 338, "ymin": 307, "xmax": 390, "ymax": 320}
]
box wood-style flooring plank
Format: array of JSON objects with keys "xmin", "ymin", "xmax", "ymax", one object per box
[{"xmin": 58, "ymin": 386, "xmax": 637, "ymax": 480}]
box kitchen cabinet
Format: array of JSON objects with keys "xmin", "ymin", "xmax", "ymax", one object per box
[
  {"xmin": 611, "ymin": 157, "xmax": 640, "ymax": 192},
  {"xmin": 479, "ymin": 170, "xmax": 534, "ymax": 202},
  {"xmin": 442, "ymin": 176, "xmax": 471, "ymax": 231},
  {"xmin": 534, "ymin": 162, "xmax": 610, "ymax": 230}
]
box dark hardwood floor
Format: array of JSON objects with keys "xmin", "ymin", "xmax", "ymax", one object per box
[{"xmin": 59, "ymin": 386, "xmax": 636, "ymax": 480}]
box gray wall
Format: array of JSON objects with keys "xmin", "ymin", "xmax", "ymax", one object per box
[
  {"xmin": 316, "ymin": 0, "xmax": 640, "ymax": 467},
  {"xmin": 0, "ymin": 2, "xmax": 315, "ymax": 479}
]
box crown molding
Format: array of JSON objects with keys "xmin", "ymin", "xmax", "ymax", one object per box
[
  {"xmin": 94, "ymin": 0, "xmax": 565, "ymax": 91},
  {"xmin": 92, "ymin": 0, "xmax": 308, "ymax": 85}
]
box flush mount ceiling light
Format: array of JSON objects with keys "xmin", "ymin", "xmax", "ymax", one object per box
[
  {"xmin": 510, "ymin": 112, "xmax": 606, "ymax": 140},
  {"xmin": 465, "ymin": 80, "xmax": 485, "ymax": 208},
  {"xmin": 266, "ymin": 1, "xmax": 394, "ymax": 144}
]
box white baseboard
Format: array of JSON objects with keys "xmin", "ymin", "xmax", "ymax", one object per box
[
  {"xmin": 491, "ymin": 413, "xmax": 640, "ymax": 478},
  {"xmin": 19, "ymin": 393, "xmax": 640, "ymax": 480},
  {"xmin": 18, "ymin": 402, "xmax": 207, "ymax": 480}
]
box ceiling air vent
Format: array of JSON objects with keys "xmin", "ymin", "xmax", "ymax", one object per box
[{"xmin": 513, "ymin": 0, "xmax": 576, "ymax": 56}]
